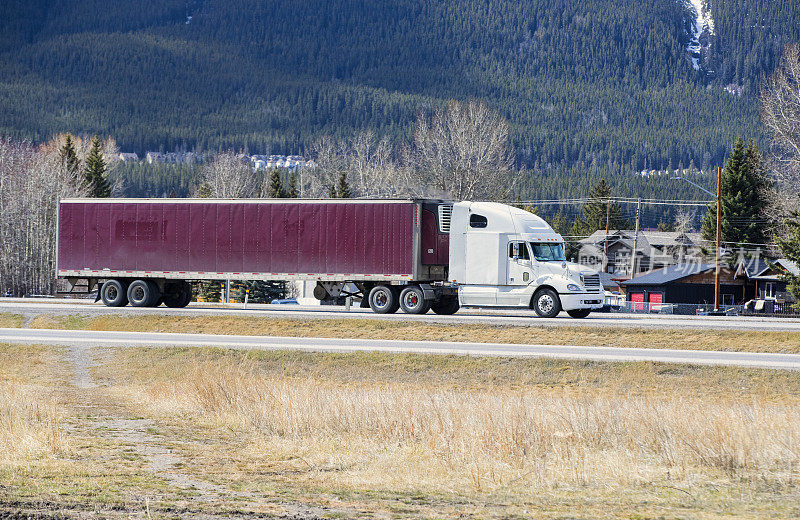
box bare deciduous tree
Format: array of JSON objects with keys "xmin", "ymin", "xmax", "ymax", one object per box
[
  {"xmin": 761, "ymin": 44, "xmax": 800, "ymax": 205},
  {"xmin": 0, "ymin": 136, "xmax": 87, "ymax": 296},
  {"xmin": 409, "ymin": 100, "xmax": 518, "ymax": 200},
  {"xmin": 196, "ymin": 152, "xmax": 258, "ymax": 198},
  {"xmin": 307, "ymin": 132, "xmax": 414, "ymax": 198}
]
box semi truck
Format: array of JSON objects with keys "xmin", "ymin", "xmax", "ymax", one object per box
[{"xmin": 56, "ymin": 199, "xmax": 604, "ymax": 318}]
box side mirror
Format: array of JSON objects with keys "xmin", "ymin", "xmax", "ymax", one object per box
[{"xmin": 512, "ymin": 242, "xmax": 520, "ymax": 259}]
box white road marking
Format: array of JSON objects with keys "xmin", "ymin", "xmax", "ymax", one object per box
[
  {"xmin": 1, "ymin": 328, "xmax": 798, "ymax": 370},
  {"xmin": 3, "ymin": 299, "xmax": 800, "ymax": 331}
]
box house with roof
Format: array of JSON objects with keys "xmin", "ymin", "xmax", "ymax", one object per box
[
  {"xmin": 578, "ymin": 230, "xmax": 704, "ymax": 277},
  {"xmin": 621, "ymin": 263, "xmax": 748, "ymax": 308},
  {"xmin": 735, "ymin": 257, "xmax": 798, "ymax": 301},
  {"xmin": 119, "ymin": 152, "xmax": 139, "ymax": 162}
]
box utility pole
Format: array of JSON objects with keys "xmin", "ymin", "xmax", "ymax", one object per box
[
  {"xmin": 629, "ymin": 198, "xmax": 641, "ymax": 277},
  {"xmin": 602, "ymin": 198, "xmax": 611, "ymax": 273},
  {"xmin": 714, "ymin": 165, "xmax": 721, "ymax": 311}
]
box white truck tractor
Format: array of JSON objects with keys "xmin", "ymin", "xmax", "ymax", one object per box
[{"xmin": 449, "ymin": 201, "xmax": 604, "ymax": 318}]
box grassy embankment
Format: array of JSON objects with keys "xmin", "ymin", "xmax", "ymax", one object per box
[
  {"xmin": 0, "ymin": 312, "xmax": 23, "ymax": 327},
  {"xmin": 26, "ymin": 313, "xmax": 800, "ymax": 353},
  {"xmin": 2, "ymin": 342, "xmax": 800, "ymax": 518}
]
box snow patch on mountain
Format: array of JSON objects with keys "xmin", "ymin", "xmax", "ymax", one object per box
[{"xmin": 683, "ymin": 0, "xmax": 715, "ymax": 71}]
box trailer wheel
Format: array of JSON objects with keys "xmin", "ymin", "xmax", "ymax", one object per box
[
  {"xmin": 127, "ymin": 280, "xmax": 156, "ymax": 307},
  {"xmin": 532, "ymin": 288, "xmax": 562, "ymax": 318},
  {"xmin": 431, "ymin": 296, "xmax": 460, "ymax": 315},
  {"xmin": 567, "ymin": 309, "xmax": 591, "ymax": 319},
  {"xmin": 100, "ymin": 279, "xmax": 128, "ymax": 307},
  {"xmin": 368, "ymin": 285, "xmax": 400, "ymax": 314},
  {"xmin": 179, "ymin": 283, "xmax": 193, "ymax": 307},
  {"xmin": 164, "ymin": 282, "xmax": 191, "ymax": 308},
  {"xmin": 399, "ymin": 286, "xmax": 430, "ymax": 314}
]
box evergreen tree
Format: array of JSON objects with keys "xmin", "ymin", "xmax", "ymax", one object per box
[
  {"xmin": 334, "ymin": 171, "xmax": 351, "ymax": 198},
  {"xmin": 84, "ymin": 136, "xmax": 110, "ymax": 197},
  {"xmin": 59, "ymin": 134, "xmax": 81, "ymax": 186},
  {"xmin": 575, "ymin": 178, "xmax": 628, "ymax": 235},
  {"xmin": 287, "ymin": 172, "xmax": 298, "ymax": 198},
  {"xmin": 235, "ymin": 280, "xmax": 287, "ymax": 303},
  {"xmin": 267, "ymin": 168, "xmax": 286, "ymax": 198},
  {"xmin": 657, "ymin": 220, "xmax": 676, "ymax": 232},
  {"xmin": 777, "ymin": 214, "xmax": 800, "ymax": 307},
  {"xmin": 200, "ymin": 280, "xmax": 223, "ymax": 302},
  {"xmin": 196, "ymin": 183, "xmax": 212, "ymax": 198},
  {"xmin": 701, "ymin": 138, "xmax": 772, "ymax": 245}
]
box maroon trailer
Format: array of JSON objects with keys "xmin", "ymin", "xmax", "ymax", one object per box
[{"xmin": 57, "ymin": 199, "xmax": 458, "ymax": 314}]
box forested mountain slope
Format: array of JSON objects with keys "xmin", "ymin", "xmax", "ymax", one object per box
[{"xmin": 0, "ymin": 0, "xmax": 797, "ymax": 172}]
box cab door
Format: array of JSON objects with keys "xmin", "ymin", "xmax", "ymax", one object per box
[{"xmin": 497, "ymin": 241, "xmax": 533, "ymax": 305}]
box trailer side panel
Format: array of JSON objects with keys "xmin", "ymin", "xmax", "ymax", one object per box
[{"xmin": 58, "ymin": 200, "xmax": 420, "ymax": 279}]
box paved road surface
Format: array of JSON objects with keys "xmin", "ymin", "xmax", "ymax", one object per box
[
  {"xmin": 2, "ymin": 298, "xmax": 800, "ymax": 332},
  {"xmin": 1, "ymin": 327, "xmax": 798, "ymax": 370}
]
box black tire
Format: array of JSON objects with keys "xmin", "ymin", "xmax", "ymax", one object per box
[
  {"xmin": 567, "ymin": 309, "xmax": 591, "ymax": 319},
  {"xmin": 164, "ymin": 282, "xmax": 192, "ymax": 308},
  {"xmin": 179, "ymin": 284, "xmax": 193, "ymax": 307},
  {"xmin": 368, "ymin": 285, "xmax": 400, "ymax": 314},
  {"xmin": 100, "ymin": 279, "xmax": 128, "ymax": 307},
  {"xmin": 145, "ymin": 280, "xmax": 162, "ymax": 307},
  {"xmin": 127, "ymin": 280, "xmax": 155, "ymax": 307},
  {"xmin": 431, "ymin": 296, "xmax": 460, "ymax": 315},
  {"xmin": 399, "ymin": 286, "xmax": 430, "ymax": 314},
  {"xmin": 532, "ymin": 288, "xmax": 562, "ymax": 318}
]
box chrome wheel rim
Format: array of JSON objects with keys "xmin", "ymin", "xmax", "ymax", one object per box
[
  {"xmin": 538, "ymin": 294, "xmax": 554, "ymax": 314},
  {"xmin": 106, "ymin": 286, "xmax": 118, "ymax": 300},
  {"xmin": 403, "ymin": 292, "xmax": 420, "ymax": 309},
  {"xmin": 374, "ymin": 290, "xmax": 389, "ymax": 308}
]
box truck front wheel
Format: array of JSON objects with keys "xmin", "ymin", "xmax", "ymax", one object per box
[
  {"xmin": 399, "ymin": 286, "xmax": 431, "ymax": 314},
  {"xmin": 368, "ymin": 285, "xmax": 400, "ymax": 314},
  {"xmin": 567, "ymin": 309, "xmax": 591, "ymax": 319},
  {"xmin": 100, "ymin": 279, "xmax": 128, "ymax": 307},
  {"xmin": 532, "ymin": 288, "xmax": 562, "ymax": 318}
]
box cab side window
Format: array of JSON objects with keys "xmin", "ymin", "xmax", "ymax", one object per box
[
  {"xmin": 469, "ymin": 214, "xmax": 488, "ymax": 228},
  {"xmin": 508, "ymin": 242, "xmax": 530, "ymax": 260}
]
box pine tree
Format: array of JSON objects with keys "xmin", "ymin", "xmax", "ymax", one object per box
[
  {"xmin": 84, "ymin": 136, "xmax": 110, "ymax": 197},
  {"xmin": 778, "ymin": 213, "xmax": 800, "ymax": 307},
  {"xmin": 576, "ymin": 178, "xmax": 628, "ymax": 235},
  {"xmin": 235, "ymin": 280, "xmax": 287, "ymax": 303},
  {"xmin": 701, "ymin": 138, "xmax": 772, "ymax": 245},
  {"xmin": 200, "ymin": 280, "xmax": 223, "ymax": 302},
  {"xmin": 59, "ymin": 134, "xmax": 81, "ymax": 187},
  {"xmin": 267, "ymin": 169, "xmax": 286, "ymax": 198},
  {"xmin": 196, "ymin": 183, "xmax": 212, "ymax": 198},
  {"xmin": 287, "ymin": 172, "xmax": 298, "ymax": 198},
  {"xmin": 334, "ymin": 171, "xmax": 351, "ymax": 198}
]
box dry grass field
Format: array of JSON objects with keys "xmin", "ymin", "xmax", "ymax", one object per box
[
  {"xmin": 3, "ymin": 340, "xmax": 800, "ymax": 519},
  {"xmin": 25, "ymin": 313, "xmax": 800, "ymax": 353},
  {"xmin": 0, "ymin": 312, "xmax": 23, "ymax": 327}
]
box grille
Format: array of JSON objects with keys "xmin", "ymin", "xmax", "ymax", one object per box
[
  {"xmin": 583, "ymin": 273, "xmax": 601, "ymax": 292},
  {"xmin": 438, "ymin": 204, "xmax": 453, "ymax": 233}
]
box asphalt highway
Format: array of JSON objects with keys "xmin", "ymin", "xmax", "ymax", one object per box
[
  {"xmin": 3, "ymin": 297, "xmax": 800, "ymax": 331},
  {"xmin": 1, "ymin": 327, "xmax": 798, "ymax": 370}
]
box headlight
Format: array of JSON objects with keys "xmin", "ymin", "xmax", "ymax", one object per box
[{"xmin": 567, "ymin": 284, "xmax": 582, "ymax": 292}]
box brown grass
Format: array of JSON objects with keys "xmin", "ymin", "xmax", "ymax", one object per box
[
  {"xmin": 29, "ymin": 313, "xmax": 800, "ymax": 353},
  {"xmin": 0, "ymin": 313, "xmax": 23, "ymax": 327},
  {"xmin": 3, "ymin": 341, "xmax": 799, "ymax": 518},
  {"xmin": 98, "ymin": 348, "xmax": 800, "ymax": 504},
  {"xmin": 0, "ymin": 345, "xmax": 65, "ymax": 464}
]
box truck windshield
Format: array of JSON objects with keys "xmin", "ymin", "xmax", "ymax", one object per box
[{"xmin": 530, "ymin": 243, "xmax": 565, "ymax": 262}]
